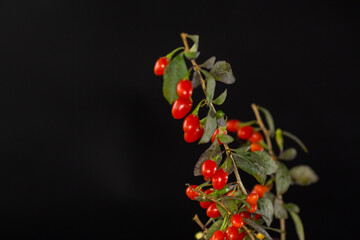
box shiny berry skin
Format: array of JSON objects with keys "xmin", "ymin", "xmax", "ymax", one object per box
[
  {"xmin": 212, "ymin": 169, "xmax": 228, "ymax": 190},
  {"xmin": 246, "ymin": 192, "xmax": 259, "ymax": 205},
  {"xmin": 252, "ymin": 184, "xmax": 266, "ymax": 198},
  {"xmin": 154, "ymin": 57, "xmax": 169, "ymax": 76},
  {"xmin": 210, "ymin": 230, "xmax": 225, "ymax": 240},
  {"xmin": 185, "ymin": 185, "xmax": 199, "ymax": 200},
  {"xmin": 250, "ymin": 143, "xmax": 264, "ymax": 152},
  {"xmin": 237, "ymin": 126, "xmax": 254, "ymax": 140},
  {"xmin": 172, "ymin": 98, "xmax": 193, "ymax": 119},
  {"xmin": 231, "ymin": 214, "xmax": 244, "ymax": 229},
  {"xmin": 184, "ymin": 126, "xmax": 204, "ymax": 143},
  {"xmin": 211, "ymin": 128, "xmax": 227, "ymax": 145},
  {"xmin": 207, "ymin": 202, "xmax": 221, "ymax": 218},
  {"xmin": 202, "ymin": 160, "xmax": 218, "ymax": 180},
  {"xmin": 238, "ymin": 231, "xmax": 246, "ymax": 240},
  {"xmin": 249, "ymin": 131, "xmax": 263, "ymax": 143},
  {"xmin": 254, "ymin": 214, "xmax": 262, "ymax": 220},
  {"xmin": 200, "ymin": 189, "xmax": 214, "ymax": 209},
  {"xmin": 176, "ymin": 79, "xmax": 193, "ymax": 99},
  {"xmin": 239, "ymin": 211, "xmax": 251, "ymax": 225},
  {"xmin": 183, "ymin": 114, "xmax": 200, "ymax": 133},
  {"xmin": 225, "ymin": 226, "xmax": 240, "ymax": 240},
  {"xmin": 216, "ymin": 110, "xmax": 225, "ymax": 119},
  {"xmin": 246, "ymin": 203, "xmax": 258, "ymax": 213},
  {"xmin": 226, "ymin": 119, "xmax": 241, "ymax": 133}
]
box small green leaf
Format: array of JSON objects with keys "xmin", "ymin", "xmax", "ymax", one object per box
[
  {"xmin": 216, "ymin": 199, "xmax": 238, "ymax": 217},
  {"xmin": 200, "ymin": 56, "xmax": 216, "ymax": 69},
  {"xmin": 218, "ymin": 134, "xmax": 234, "ymax": 144},
  {"xmin": 289, "ymin": 211, "xmax": 305, "ymax": 240},
  {"xmin": 275, "ymin": 128, "xmax": 284, "ymax": 151},
  {"xmin": 243, "ymin": 218, "xmax": 273, "ymax": 240},
  {"xmin": 275, "ymin": 162, "xmax": 291, "ymax": 196},
  {"xmin": 256, "ymin": 197, "xmax": 274, "ymax": 227},
  {"xmin": 278, "ymin": 148, "xmax": 297, "ymax": 161},
  {"xmin": 184, "ymin": 51, "xmax": 199, "ymax": 60},
  {"xmin": 201, "ymin": 70, "xmax": 216, "ymax": 103},
  {"xmin": 165, "ymin": 47, "xmax": 185, "ymax": 59},
  {"xmin": 282, "ymin": 130, "xmax": 309, "ymax": 153},
  {"xmin": 258, "ymin": 106, "xmax": 275, "ymax": 137},
  {"xmin": 253, "ymin": 151, "xmax": 278, "ymax": 175},
  {"xmin": 284, "ymin": 203, "xmax": 300, "ymax": 214},
  {"xmin": 194, "ymin": 140, "xmax": 221, "ymax": 176},
  {"xmin": 233, "ymin": 151, "xmax": 267, "ymax": 185},
  {"xmin": 232, "ymin": 145, "xmax": 251, "ymax": 154},
  {"xmin": 290, "ymin": 165, "xmax": 319, "ymax": 186},
  {"xmin": 191, "ymin": 70, "xmax": 201, "ymax": 89},
  {"xmin": 187, "ymin": 34, "xmax": 199, "ymax": 53},
  {"xmin": 274, "ymin": 198, "xmax": 288, "ymax": 219},
  {"xmin": 210, "ymin": 61, "xmax": 236, "ymax": 84},
  {"xmin": 163, "ymin": 53, "xmax": 188, "ymax": 104},
  {"xmin": 204, "ymin": 219, "xmax": 224, "ymax": 240},
  {"xmin": 199, "ymin": 108, "xmax": 217, "ymax": 144},
  {"xmin": 212, "ymin": 89, "xmax": 227, "ymax": 105}
]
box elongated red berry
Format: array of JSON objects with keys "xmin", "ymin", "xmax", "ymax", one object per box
[
  {"xmin": 237, "ymin": 126, "xmax": 254, "ymax": 140},
  {"xmin": 184, "ymin": 126, "xmax": 204, "ymax": 143},
  {"xmin": 172, "ymin": 98, "xmax": 192, "ymax": 119},
  {"xmin": 183, "ymin": 114, "xmax": 200, "ymax": 133},
  {"xmin": 201, "ymin": 160, "xmax": 218, "ymax": 180},
  {"xmin": 154, "ymin": 57, "xmax": 169, "ymax": 76},
  {"xmin": 225, "ymin": 226, "xmax": 240, "ymax": 240},
  {"xmin": 250, "ymin": 143, "xmax": 264, "ymax": 152},
  {"xmin": 246, "ymin": 203, "xmax": 257, "ymax": 213},
  {"xmin": 210, "ymin": 230, "xmax": 225, "ymax": 240},
  {"xmin": 176, "ymin": 79, "xmax": 193, "ymax": 99},
  {"xmin": 226, "ymin": 119, "xmax": 241, "ymax": 133},
  {"xmin": 246, "ymin": 192, "xmax": 259, "ymax": 205},
  {"xmin": 252, "ymin": 184, "xmax": 267, "ymax": 198},
  {"xmin": 207, "ymin": 202, "xmax": 221, "ymax": 218},
  {"xmin": 239, "ymin": 231, "xmax": 246, "ymax": 240},
  {"xmin": 185, "ymin": 185, "xmax": 199, "ymax": 200},
  {"xmin": 211, "ymin": 128, "xmax": 227, "ymax": 145},
  {"xmin": 239, "ymin": 211, "xmax": 251, "ymax": 225},
  {"xmin": 249, "ymin": 131, "xmax": 263, "ymax": 143},
  {"xmin": 254, "ymin": 214, "xmax": 262, "ymax": 220},
  {"xmin": 231, "ymin": 214, "xmax": 244, "ymax": 228},
  {"xmin": 200, "ymin": 189, "xmax": 213, "ymax": 209},
  {"xmin": 212, "ymin": 169, "xmax": 228, "ymax": 190}
]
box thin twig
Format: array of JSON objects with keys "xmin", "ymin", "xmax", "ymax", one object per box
[
  {"xmin": 242, "ymin": 225, "xmax": 256, "ymax": 240},
  {"xmin": 193, "ymin": 214, "xmax": 206, "ymax": 231},
  {"xmin": 278, "ymin": 196, "xmax": 286, "ymax": 240}
]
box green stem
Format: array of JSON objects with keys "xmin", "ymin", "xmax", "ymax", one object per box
[{"xmin": 166, "ymin": 47, "xmax": 185, "ymax": 59}]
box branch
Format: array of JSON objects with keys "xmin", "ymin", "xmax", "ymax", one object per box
[{"xmin": 242, "ymin": 225, "xmax": 256, "ymax": 240}]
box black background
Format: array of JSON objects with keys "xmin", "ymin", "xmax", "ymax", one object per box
[{"xmin": 1, "ymin": 0, "xmax": 359, "ymax": 239}]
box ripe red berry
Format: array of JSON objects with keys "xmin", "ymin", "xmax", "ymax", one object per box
[
  {"xmin": 172, "ymin": 98, "xmax": 193, "ymax": 119},
  {"xmin": 226, "ymin": 119, "xmax": 241, "ymax": 133},
  {"xmin": 200, "ymin": 189, "xmax": 213, "ymax": 209},
  {"xmin": 183, "ymin": 114, "xmax": 200, "ymax": 133},
  {"xmin": 246, "ymin": 203, "xmax": 258, "ymax": 213},
  {"xmin": 237, "ymin": 126, "xmax": 254, "ymax": 140},
  {"xmin": 252, "ymin": 184, "xmax": 266, "ymax": 198},
  {"xmin": 185, "ymin": 185, "xmax": 199, "ymax": 200},
  {"xmin": 211, "ymin": 128, "xmax": 227, "ymax": 145},
  {"xmin": 210, "ymin": 230, "xmax": 225, "ymax": 240},
  {"xmin": 201, "ymin": 160, "xmax": 218, "ymax": 180},
  {"xmin": 225, "ymin": 226, "xmax": 240, "ymax": 240},
  {"xmin": 176, "ymin": 79, "xmax": 193, "ymax": 99},
  {"xmin": 249, "ymin": 131, "xmax": 263, "ymax": 143},
  {"xmin": 231, "ymin": 214, "xmax": 244, "ymax": 229},
  {"xmin": 246, "ymin": 192, "xmax": 259, "ymax": 205},
  {"xmin": 239, "ymin": 211, "xmax": 251, "ymax": 226},
  {"xmin": 184, "ymin": 126, "xmax": 204, "ymax": 143},
  {"xmin": 254, "ymin": 214, "xmax": 262, "ymax": 220},
  {"xmin": 206, "ymin": 202, "xmax": 221, "ymax": 218},
  {"xmin": 212, "ymin": 169, "xmax": 228, "ymax": 190},
  {"xmin": 238, "ymin": 231, "xmax": 246, "ymax": 240},
  {"xmin": 154, "ymin": 57, "xmax": 169, "ymax": 76},
  {"xmin": 250, "ymin": 143, "xmax": 264, "ymax": 152}
]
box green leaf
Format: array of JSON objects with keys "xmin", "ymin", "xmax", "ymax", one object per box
[
  {"xmin": 289, "ymin": 211, "xmax": 305, "ymax": 240},
  {"xmin": 282, "ymin": 130, "xmax": 309, "ymax": 153},
  {"xmin": 184, "ymin": 51, "xmax": 199, "ymax": 60},
  {"xmin": 199, "ymin": 108, "xmax": 217, "ymax": 144},
  {"xmin": 187, "ymin": 34, "xmax": 199, "ymax": 53},
  {"xmin": 290, "ymin": 165, "xmax": 319, "ymax": 186},
  {"xmin": 218, "ymin": 134, "xmax": 234, "ymax": 144},
  {"xmin": 163, "ymin": 53, "xmax": 188, "ymax": 104},
  {"xmin": 243, "ymin": 218, "xmax": 273, "ymax": 240},
  {"xmin": 233, "ymin": 151, "xmax": 267, "ymax": 185},
  {"xmin": 232, "ymin": 145, "xmax": 251, "ymax": 154},
  {"xmin": 278, "ymin": 148, "xmax": 297, "ymax": 161},
  {"xmin": 253, "ymin": 151, "xmax": 278, "ymax": 175},
  {"xmin": 275, "ymin": 162, "xmax": 291, "ymax": 196},
  {"xmin": 210, "ymin": 61, "xmax": 236, "ymax": 84},
  {"xmin": 201, "ymin": 70, "xmax": 216, "ymax": 103},
  {"xmin": 258, "ymin": 106, "xmax": 275, "ymax": 137},
  {"xmin": 204, "ymin": 219, "xmax": 224, "ymax": 240},
  {"xmin": 274, "ymin": 198, "xmax": 288, "ymax": 219},
  {"xmin": 194, "ymin": 140, "xmax": 221, "ymax": 176},
  {"xmin": 200, "ymin": 56, "xmax": 216, "ymax": 69},
  {"xmin": 256, "ymin": 197, "xmax": 274, "ymax": 227},
  {"xmin": 275, "ymin": 128, "xmax": 284, "ymax": 151},
  {"xmin": 191, "ymin": 70, "xmax": 201, "ymax": 89},
  {"xmin": 216, "ymin": 199, "xmax": 238, "ymax": 217},
  {"xmin": 212, "ymin": 89, "xmax": 227, "ymax": 105},
  {"xmin": 284, "ymin": 203, "xmax": 300, "ymax": 214}
]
